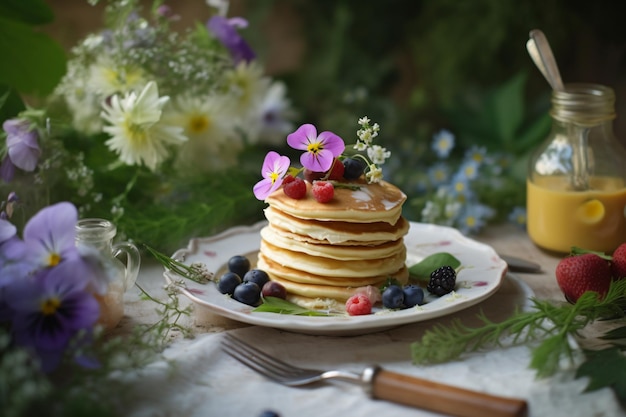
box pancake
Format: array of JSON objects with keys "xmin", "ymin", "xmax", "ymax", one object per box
[
  {"xmin": 265, "ymin": 180, "xmax": 406, "ymax": 224},
  {"xmin": 264, "ymin": 206, "xmax": 409, "ymax": 245},
  {"xmin": 258, "ymin": 177, "xmax": 409, "ymax": 312},
  {"xmin": 263, "ymin": 262, "xmax": 409, "ymax": 301},
  {"xmin": 260, "ymin": 225, "xmax": 405, "ymax": 260},
  {"xmin": 259, "ymin": 238, "xmax": 406, "ymax": 278},
  {"xmin": 257, "ymin": 252, "xmax": 388, "ymax": 286}
]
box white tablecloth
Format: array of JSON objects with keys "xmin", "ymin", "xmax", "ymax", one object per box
[{"xmin": 116, "ymin": 268, "xmax": 625, "ymax": 417}]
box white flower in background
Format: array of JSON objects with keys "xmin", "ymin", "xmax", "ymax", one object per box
[
  {"xmin": 365, "ymin": 165, "xmax": 383, "ymax": 183},
  {"xmin": 225, "ymin": 61, "xmax": 271, "ymax": 118},
  {"xmin": 206, "ymin": 0, "xmax": 230, "ymax": 16},
  {"xmin": 367, "ymin": 145, "xmax": 391, "ymax": 165},
  {"xmin": 166, "ymin": 94, "xmax": 241, "ymax": 171},
  {"xmin": 89, "ymin": 58, "xmax": 146, "ymax": 97},
  {"xmin": 244, "ymin": 82, "xmax": 295, "ymax": 145},
  {"xmin": 55, "ymin": 61, "xmax": 104, "ymax": 135},
  {"xmin": 101, "ymin": 81, "xmax": 187, "ymax": 171}
]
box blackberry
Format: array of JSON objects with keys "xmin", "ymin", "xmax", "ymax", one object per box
[{"xmin": 427, "ymin": 266, "xmax": 457, "ymax": 296}]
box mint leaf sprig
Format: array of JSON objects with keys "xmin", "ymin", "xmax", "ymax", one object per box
[
  {"xmin": 253, "ymin": 296, "xmax": 334, "ymax": 316},
  {"xmin": 411, "ymin": 278, "xmax": 626, "ymax": 378}
]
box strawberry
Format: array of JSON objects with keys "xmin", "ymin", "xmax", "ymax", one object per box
[
  {"xmin": 345, "ymin": 293, "xmax": 372, "ymax": 316},
  {"xmin": 327, "ymin": 158, "xmax": 345, "ymax": 180},
  {"xmin": 312, "ymin": 181, "xmax": 334, "ymax": 203},
  {"xmin": 555, "ymin": 253, "xmax": 612, "ymax": 303},
  {"xmin": 610, "ymin": 243, "xmax": 626, "ymax": 280}
]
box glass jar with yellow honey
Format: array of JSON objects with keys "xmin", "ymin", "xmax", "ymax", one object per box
[{"xmin": 527, "ymin": 84, "xmax": 626, "ymax": 253}]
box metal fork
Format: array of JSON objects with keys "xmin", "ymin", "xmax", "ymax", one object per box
[{"xmin": 221, "ymin": 334, "xmax": 527, "ymax": 417}]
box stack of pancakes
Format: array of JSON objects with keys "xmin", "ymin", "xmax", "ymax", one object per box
[{"xmin": 257, "ymin": 180, "xmax": 409, "ymax": 310}]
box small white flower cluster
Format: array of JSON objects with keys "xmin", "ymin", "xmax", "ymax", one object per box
[{"xmin": 353, "ymin": 116, "xmax": 390, "ymax": 183}]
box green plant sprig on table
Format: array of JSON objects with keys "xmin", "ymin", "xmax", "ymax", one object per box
[
  {"xmin": 411, "ymin": 278, "xmax": 626, "ymax": 379},
  {"xmin": 143, "ymin": 244, "xmax": 214, "ymax": 284}
]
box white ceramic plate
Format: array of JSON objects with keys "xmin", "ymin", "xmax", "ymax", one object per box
[{"xmin": 164, "ymin": 221, "xmax": 508, "ymax": 335}]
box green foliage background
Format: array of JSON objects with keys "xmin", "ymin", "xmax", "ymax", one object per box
[
  {"xmin": 3, "ymin": 0, "xmax": 626, "ymax": 246},
  {"xmin": 240, "ymin": 0, "xmax": 626, "ymax": 222}
]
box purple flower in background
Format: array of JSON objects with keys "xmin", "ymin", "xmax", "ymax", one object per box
[
  {"xmin": 207, "ymin": 15, "xmax": 255, "ymax": 64},
  {"xmin": 0, "ymin": 217, "xmax": 16, "ymax": 244},
  {"xmin": 3, "ymin": 119, "xmax": 41, "ymax": 172},
  {"xmin": 253, "ymin": 151, "xmax": 290, "ymax": 200},
  {"xmin": 5, "ymin": 261, "xmax": 100, "ymax": 372},
  {"xmin": 0, "ymin": 155, "xmax": 15, "ymax": 182},
  {"xmin": 287, "ymin": 124, "xmax": 345, "ymax": 173},
  {"xmin": 22, "ymin": 202, "xmax": 80, "ymax": 269}
]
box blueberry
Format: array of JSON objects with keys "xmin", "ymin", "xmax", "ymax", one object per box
[
  {"xmin": 382, "ymin": 285, "xmax": 404, "ymax": 309},
  {"xmin": 243, "ymin": 269, "xmax": 270, "ymax": 288},
  {"xmin": 258, "ymin": 411, "xmax": 280, "ymax": 417},
  {"xmin": 343, "ymin": 158, "xmax": 365, "ymax": 180},
  {"xmin": 233, "ymin": 281, "xmax": 261, "ymax": 306},
  {"xmin": 403, "ymin": 285, "xmax": 424, "ymax": 308},
  {"xmin": 228, "ymin": 255, "xmax": 250, "ymax": 278},
  {"xmin": 217, "ymin": 272, "xmax": 241, "ymax": 295}
]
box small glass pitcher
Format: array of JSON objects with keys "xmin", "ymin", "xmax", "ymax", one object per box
[{"xmin": 75, "ymin": 218, "xmax": 141, "ymax": 330}]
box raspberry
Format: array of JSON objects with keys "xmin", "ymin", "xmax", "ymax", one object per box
[
  {"xmin": 283, "ymin": 176, "xmax": 306, "ymax": 199},
  {"xmin": 427, "ymin": 265, "xmax": 457, "ymax": 296},
  {"xmin": 327, "ymin": 158, "xmax": 345, "ymax": 180},
  {"xmin": 312, "ymin": 181, "xmax": 334, "ymax": 203},
  {"xmin": 345, "ymin": 293, "xmax": 372, "ymax": 316}
]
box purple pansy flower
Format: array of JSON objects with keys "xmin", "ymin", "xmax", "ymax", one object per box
[
  {"xmin": 3, "ymin": 118, "xmax": 41, "ymax": 172},
  {"xmin": 0, "ymin": 217, "xmax": 16, "ymax": 244},
  {"xmin": 22, "ymin": 201, "xmax": 80, "ymax": 269},
  {"xmin": 253, "ymin": 151, "xmax": 290, "ymax": 200},
  {"xmin": 287, "ymin": 124, "xmax": 345, "ymax": 173},
  {"xmin": 207, "ymin": 15, "xmax": 255, "ymax": 64},
  {"xmin": 0, "ymin": 155, "xmax": 15, "ymax": 182},
  {"xmin": 5, "ymin": 261, "xmax": 100, "ymax": 372}
]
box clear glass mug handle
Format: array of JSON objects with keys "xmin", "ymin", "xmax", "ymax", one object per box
[{"xmin": 112, "ymin": 241, "xmax": 141, "ymax": 291}]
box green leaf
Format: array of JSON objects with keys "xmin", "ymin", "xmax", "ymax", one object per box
[
  {"xmin": 0, "ymin": 84, "xmax": 25, "ymax": 121},
  {"xmin": 0, "ymin": 15, "xmax": 66, "ymax": 96},
  {"xmin": 488, "ymin": 72, "xmax": 526, "ymax": 145},
  {"xmin": 408, "ymin": 252, "xmax": 461, "ymax": 280},
  {"xmin": 600, "ymin": 326, "xmax": 626, "ymax": 341},
  {"xmin": 0, "ymin": 0, "xmax": 54, "ymax": 25},
  {"xmin": 576, "ymin": 348, "xmax": 626, "ymax": 401},
  {"xmin": 253, "ymin": 297, "xmax": 330, "ymax": 316},
  {"xmin": 529, "ymin": 334, "xmax": 572, "ymax": 378},
  {"xmin": 570, "ymin": 246, "xmax": 613, "ymax": 260}
]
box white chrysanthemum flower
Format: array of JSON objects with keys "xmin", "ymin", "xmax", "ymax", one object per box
[
  {"xmin": 101, "ymin": 81, "xmax": 187, "ymax": 171},
  {"xmin": 367, "ymin": 145, "xmax": 391, "ymax": 164},
  {"xmin": 166, "ymin": 94, "xmax": 241, "ymax": 171},
  {"xmin": 225, "ymin": 61, "xmax": 271, "ymax": 116},
  {"xmin": 89, "ymin": 57, "xmax": 146, "ymax": 96}
]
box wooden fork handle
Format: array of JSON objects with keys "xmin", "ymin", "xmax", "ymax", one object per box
[{"xmin": 371, "ymin": 368, "xmax": 528, "ymax": 417}]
